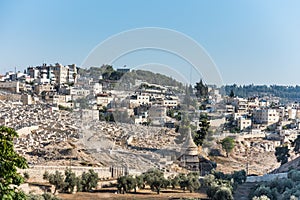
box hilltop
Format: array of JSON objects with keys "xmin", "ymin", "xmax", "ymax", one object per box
[
  {"xmin": 223, "ymin": 84, "xmax": 300, "ymax": 102},
  {"xmin": 78, "ymin": 65, "xmax": 185, "ymax": 90}
]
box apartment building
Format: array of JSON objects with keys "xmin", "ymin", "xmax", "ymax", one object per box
[
  {"xmin": 276, "ymin": 107, "xmax": 286, "ymax": 121},
  {"xmin": 96, "ymin": 93, "xmax": 113, "ymax": 108},
  {"xmin": 163, "ymin": 98, "xmax": 178, "ymax": 107},
  {"xmin": 237, "ymin": 117, "xmax": 252, "ymax": 131},
  {"xmin": 52, "ymin": 63, "xmax": 69, "ymax": 85},
  {"xmin": 27, "ymin": 63, "xmax": 77, "ymax": 85},
  {"xmin": 0, "ymin": 81, "xmax": 23, "ymax": 93},
  {"xmin": 129, "ymin": 94, "xmax": 150, "ymax": 108},
  {"xmin": 233, "ymin": 98, "xmax": 248, "ymax": 113},
  {"xmin": 247, "ymin": 97, "xmax": 259, "ymax": 109},
  {"xmin": 253, "ymin": 109, "xmax": 279, "ymax": 125},
  {"xmin": 93, "ymin": 83, "xmax": 103, "ymax": 95},
  {"xmin": 21, "ymin": 94, "xmax": 34, "ymax": 105},
  {"xmin": 34, "ymin": 84, "xmax": 55, "ymax": 95},
  {"xmin": 148, "ymin": 105, "xmax": 166, "ymax": 126}
]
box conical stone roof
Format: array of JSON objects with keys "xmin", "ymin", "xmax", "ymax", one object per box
[{"xmin": 183, "ymin": 128, "xmax": 198, "ymax": 156}]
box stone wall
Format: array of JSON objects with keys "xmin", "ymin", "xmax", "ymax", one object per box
[
  {"xmin": 18, "ymin": 165, "xmax": 126, "ymax": 182},
  {"xmin": 246, "ymin": 173, "xmax": 288, "ymax": 183}
]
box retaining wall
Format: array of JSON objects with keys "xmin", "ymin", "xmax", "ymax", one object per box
[{"xmin": 246, "ymin": 173, "xmax": 288, "ymax": 183}]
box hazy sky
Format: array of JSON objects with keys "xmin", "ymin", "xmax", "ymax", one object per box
[{"xmin": 0, "ymin": 0, "xmax": 299, "ymax": 85}]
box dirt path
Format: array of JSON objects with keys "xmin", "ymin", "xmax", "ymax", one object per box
[{"xmin": 58, "ymin": 189, "xmax": 208, "ymax": 200}]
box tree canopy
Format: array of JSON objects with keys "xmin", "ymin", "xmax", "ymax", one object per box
[
  {"xmin": 194, "ymin": 113, "xmax": 210, "ymax": 146},
  {"xmin": 43, "ymin": 168, "xmax": 99, "ymax": 194},
  {"xmin": 43, "ymin": 171, "xmax": 65, "ymax": 194},
  {"xmin": 0, "ymin": 126, "xmax": 28, "ymax": 199},
  {"xmin": 223, "ymin": 84, "xmax": 300, "ymax": 102},
  {"xmin": 292, "ymin": 135, "xmax": 300, "ymax": 154},
  {"xmin": 144, "ymin": 168, "xmax": 168, "ymax": 194},
  {"xmin": 275, "ymin": 145, "xmax": 290, "ymax": 165},
  {"xmin": 220, "ymin": 137, "xmax": 235, "ymax": 157},
  {"xmin": 79, "ymin": 169, "xmax": 99, "ymax": 192},
  {"xmin": 195, "ymin": 79, "xmax": 208, "ymax": 99}
]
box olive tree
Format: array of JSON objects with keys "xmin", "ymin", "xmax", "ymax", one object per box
[
  {"xmin": 144, "ymin": 168, "xmax": 167, "ymax": 194},
  {"xmin": 117, "ymin": 175, "xmax": 137, "ymax": 194},
  {"xmin": 63, "ymin": 168, "xmax": 77, "ymax": 193},
  {"xmin": 275, "ymin": 146, "xmax": 290, "ymax": 165},
  {"xmin": 79, "ymin": 169, "xmax": 99, "ymax": 192},
  {"xmin": 43, "ymin": 171, "xmax": 65, "ymax": 194},
  {"xmin": 220, "ymin": 137, "xmax": 235, "ymax": 157}
]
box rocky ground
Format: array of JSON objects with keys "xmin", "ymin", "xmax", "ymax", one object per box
[
  {"xmin": 24, "ymin": 141, "xmax": 103, "ymax": 167},
  {"xmin": 20, "ymin": 117, "xmax": 286, "ymax": 175},
  {"xmin": 208, "ymin": 138, "xmax": 281, "ymax": 175},
  {"xmin": 1, "ymin": 100, "xmax": 287, "ymax": 175},
  {"xmin": 272, "ymin": 155, "xmax": 300, "ymax": 173},
  {"xmin": 78, "ymin": 121, "xmax": 183, "ymax": 171}
]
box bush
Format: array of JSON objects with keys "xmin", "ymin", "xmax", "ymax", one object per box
[
  {"xmin": 281, "ymin": 189, "xmax": 293, "ymax": 200},
  {"xmin": 117, "ymin": 175, "xmax": 137, "ymax": 194},
  {"xmin": 250, "ymin": 185, "xmax": 275, "ymax": 200},
  {"xmin": 80, "ymin": 169, "xmax": 99, "ymax": 192},
  {"xmin": 204, "ymin": 170, "xmax": 247, "ymax": 198},
  {"xmin": 43, "ymin": 171, "xmax": 65, "ymax": 194},
  {"xmin": 250, "ymin": 170, "xmax": 300, "ymax": 199},
  {"xmin": 212, "ymin": 171, "xmax": 231, "ymax": 181},
  {"xmin": 269, "ymin": 177, "xmax": 294, "ymax": 194},
  {"xmin": 206, "ymin": 183, "xmax": 220, "ymax": 199},
  {"xmin": 169, "ymin": 174, "xmax": 180, "ymax": 189},
  {"xmin": 288, "ymin": 170, "xmax": 300, "ymax": 182},
  {"xmin": 203, "ymin": 174, "xmax": 215, "ymax": 187},
  {"xmin": 63, "ymin": 168, "xmax": 77, "ymax": 193},
  {"xmin": 144, "ymin": 168, "xmax": 168, "ymax": 194},
  {"xmin": 290, "ymin": 196, "xmax": 298, "ymax": 200},
  {"xmin": 186, "ymin": 172, "xmax": 201, "ymax": 192},
  {"xmin": 24, "ymin": 172, "xmax": 30, "ymax": 180},
  {"xmin": 252, "ymin": 195, "xmax": 270, "ymax": 200},
  {"xmin": 213, "ymin": 186, "xmax": 233, "ymax": 200},
  {"xmin": 232, "ymin": 170, "xmax": 247, "ymax": 184}
]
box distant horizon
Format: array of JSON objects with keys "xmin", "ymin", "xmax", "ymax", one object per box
[{"xmin": 3, "ymin": 63, "xmax": 300, "ymax": 87}]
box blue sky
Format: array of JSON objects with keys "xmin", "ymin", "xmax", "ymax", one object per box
[{"xmin": 0, "ymin": 0, "xmax": 300, "ymax": 85}]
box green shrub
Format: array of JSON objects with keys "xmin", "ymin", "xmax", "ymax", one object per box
[
  {"xmin": 203, "ymin": 174, "xmax": 215, "ymax": 187},
  {"xmin": 206, "ymin": 183, "xmax": 220, "ymax": 199},
  {"xmin": 251, "ymin": 185, "xmax": 275, "ymax": 200},
  {"xmin": 288, "ymin": 170, "xmax": 300, "ymax": 182},
  {"xmin": 252, "ymin": 195, "xmax": 270, "ymax": 200},
  {"xmin": 232, "ymin": 170, "xmax": 247, "ymax": 184},
  {"xmin": 269, "ymin": 178, "xmax": 294, "ymax": 194},
  {"xmin": 213, "ymin": 186, "xmax": 233, "ymax": 200}
]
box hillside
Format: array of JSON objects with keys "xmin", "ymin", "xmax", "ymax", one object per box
[
  {"xmin": 272, "ymin": 156, "xmax": 300, "ymax": 173},
  {"xmin": 78, "ymin": 65, "xmax": 184, "ymax": 90},
  {"xmin": 223, "ymin": 84, "xmax": 300, "ymax": 102},
  {"xmin": 208, "ymin": 137, "xmax": 280, "ymax": 175}
]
